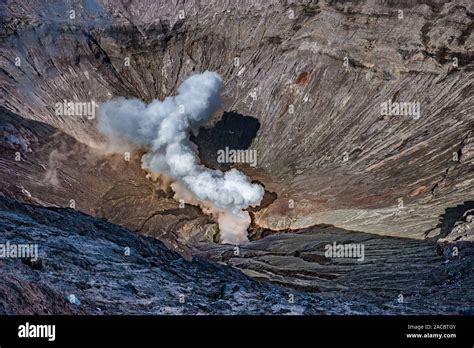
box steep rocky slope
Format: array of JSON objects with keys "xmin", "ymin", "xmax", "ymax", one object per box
[
  {"xmin": 1, "ymin": 0, "xmax": 473, "ymax": 241},
  {"xmin": 1, "ymin": 195, "xmax": 472, "ymax": 314},
  {"xmin": 196, "ymin": 223, "xmax": 474, "ymax": 314},
  {"xmin": 0, "ymin": 106, "xmax": 211, "ymax": 256},
  {"xmin": 0, "ymin": 195, "xmax": 382, "ymax": 315}
]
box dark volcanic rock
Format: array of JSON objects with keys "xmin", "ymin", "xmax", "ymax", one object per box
[
  {"xmin": 0, "ymin": 194, "xmax": 383, "ymax": 315},
  {"xmin": 194, "ymin": 223, "xmax": 474, "ymax": 314},
  {"xmin": 437, "ymin": 209, "xmax": 474, "ymax": 259}
]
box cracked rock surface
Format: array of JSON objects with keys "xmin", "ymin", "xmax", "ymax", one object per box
[
  {"xmin": 0, "ymin": 195, "xmax": 400, "ymax": 315},
  {"xmin": 0, "ymin": 195, "xmax": 472, "ymax": 314},
  {"xmin": 195, "ymin": 223, "xmax": 474, "ymax": 314}
]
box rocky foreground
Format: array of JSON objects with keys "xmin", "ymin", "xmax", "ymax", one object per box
[
  {"xmin": 0, "ymin": 194, "xmax": 356, "ymax": 315},
  {"xmin": 0, "ymin": 194, "xmax": 472, "ymax": 315}
]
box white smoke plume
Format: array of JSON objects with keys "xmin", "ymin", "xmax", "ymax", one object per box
[{"xmin": 98, "ymin": 72, "xmax": 264, "ymax": 244}]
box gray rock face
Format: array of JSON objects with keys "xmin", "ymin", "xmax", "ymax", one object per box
[
  {"xmin": 0, "ymin": 195, "xmax": 471, "ymax": 314},
  {"xmin": 441, "ymin": 209, "xmax": 474, "ymax": 242},
  {"xmin": 437, "ymin": 209, "xmax": 474, "ymax": 258},
  {"xmin": 0, "ymin": 195, "xmax": 390, "ymax": 315},
  {"xmin": 195, "ymin": 223, "xmax": 474, "ymax": 314}
]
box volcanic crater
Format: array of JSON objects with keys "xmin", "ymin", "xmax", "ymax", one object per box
[{"xmin": 0, "ymin": 0, "xmax": 473, "ymax": 314}]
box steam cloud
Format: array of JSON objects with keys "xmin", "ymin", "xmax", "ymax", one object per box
[{"xmin": 98, "ymin": 72, "xmax": 264, "ymax": 244}]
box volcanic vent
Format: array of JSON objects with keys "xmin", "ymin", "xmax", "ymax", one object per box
[{"xmin": 98, "ymin": 71, "xmax": 264, "ymax": 244}]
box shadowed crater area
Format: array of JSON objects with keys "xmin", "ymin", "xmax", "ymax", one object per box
[
  {"xmin": 437, "ymin": 201, "xmax": 474, "ymax": 238},
  {"xmin": 191, "ymin": 111, "xmax": 260, "ymax": 170}
]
